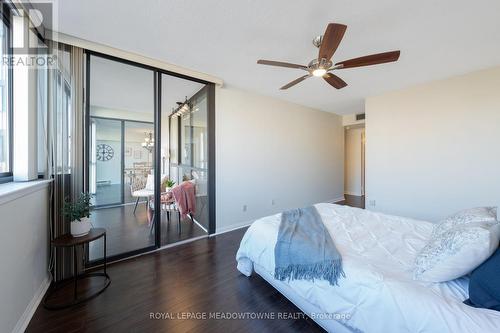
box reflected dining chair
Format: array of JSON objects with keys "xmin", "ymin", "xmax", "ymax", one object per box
[
  {"xmin": 130, "ymin": 174, "xmax": 154, "ymax": 214},
  {"xmin": 148, "ymin": 180, "xmax": 196, "ymax": 235},
  {"xmin": 148, "ymin": 188, "xmax": 181, "ymax": 235}
]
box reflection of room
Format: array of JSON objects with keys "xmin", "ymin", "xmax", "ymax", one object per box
[
  {"xmin": 157, "ymin": 74, "xmax": 209, "ymax": 244},
  {"xmin": 87, "ymin": 54, "xmax": 210, "ymax": 261},
  {"xmin": 90, "ymin": 118, "xmax": 155, "ymax": 206},
  {"xmin": 88, "ymin": 55, "xmax": 157, "ymax": 261},
  {"xmin": 163, "ymin": 80, "xmax": 209, "ymax": 233}
]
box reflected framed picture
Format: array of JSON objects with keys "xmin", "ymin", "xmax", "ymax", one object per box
[{"xmin": 134, "ymin": 149, "xmax": 142, "ymax": 159}]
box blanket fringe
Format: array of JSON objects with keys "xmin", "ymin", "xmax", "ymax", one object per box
[{"xmin": 274, "ymin": 259, "xmax": 345, "ymax": 286}]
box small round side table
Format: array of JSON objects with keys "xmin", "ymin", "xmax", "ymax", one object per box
[{"xmin": 43, "ymin": 228, "xmax": 111, "ymax": 310}]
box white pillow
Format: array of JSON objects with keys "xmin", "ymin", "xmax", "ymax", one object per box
[
  {"xmin": 431, "ymin": 207, "xmax": 497, "ymax": 237},
  {"xmin": 414, "ymin": 224, "xmax": 499, "ymax": 282}
]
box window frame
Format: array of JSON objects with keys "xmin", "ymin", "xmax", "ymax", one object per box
[{"xmin": 0, "ymin": 2, "xmax": 13, "ymax": 183}]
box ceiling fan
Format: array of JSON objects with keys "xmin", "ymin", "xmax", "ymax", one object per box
[{"xmin": 257, "ymin": 23, "xmax": 400, "ymax": 90}]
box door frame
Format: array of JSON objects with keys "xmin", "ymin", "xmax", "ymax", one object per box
[
  {"xmin": 361, "ymin": 129, "xmax": 366, "ymax": 196},
  {"xmin": 83, "ymin": 50, "xmax": 216, "ymax": 266}
]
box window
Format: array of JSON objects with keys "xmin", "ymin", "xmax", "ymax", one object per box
[
  {"xmin": 55, "ymin": 70, "xmax": 72, "ymax": 174},
  {"xmin": 0, "ymin": 6, "xmax": 11, "ymax": 178}
]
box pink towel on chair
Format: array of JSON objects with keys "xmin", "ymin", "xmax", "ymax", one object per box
[{"xmin": 172, "ymin": 181, "xmax": 196, "ymax": 218}]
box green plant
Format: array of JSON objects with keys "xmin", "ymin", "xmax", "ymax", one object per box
[
  {"xmin": 62, "ymin": 193, "xmax": 93, "ymax": 222},
  {"xmin": 162, "ymin": 178, "xmax": 175, "ymax": 188}
]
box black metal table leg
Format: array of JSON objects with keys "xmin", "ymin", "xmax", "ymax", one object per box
[
  {"xmin": 133, "ymin": 197, "xmax": 139, "ymax": 213},
  {"xmin": 73, "ymin": 245, "xmax": 77, "ymax": 300},
  {"xmin": 43, "ymin": 228, "xmax": 111, "ymax": 310},
  {"xmin": 149, "ymin": 216, "xmax": 155, "ymax": 234},
  {"xmin": 178, "ymin": 211, "xmax": 181, "ymax": 234},
  {"xmin": 103, "ymin": 233, "xmax": 107, "ymax": 276}
]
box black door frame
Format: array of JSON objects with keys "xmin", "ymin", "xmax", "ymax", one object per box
[{"xmin": 84, "ymin": 50, "xmax": 216, "ymax": 266}]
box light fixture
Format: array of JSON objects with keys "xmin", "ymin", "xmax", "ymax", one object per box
[
  {"xmin": 171, "ymin": 97, "xmax": 193, "ymax": 118},
  {"xmin": 312, "ymin": 68, "xmax": 327, "ymax": 77},
  {"xmin": 141, "ymin": 132, "xmax": 154, "ymax": 153}
]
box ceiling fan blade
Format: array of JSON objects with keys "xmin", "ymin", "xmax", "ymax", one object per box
[
  {"xmin": 323, "ymin": 73, "xmax": 347, "ymax": 89},
  {"xmin": 280, "ymin": 74, "xmax": 311, "ymax": 90},
  {"xmin": 318, "ymin": 23, "xmax": 347, "ymax": 61},
  {"xmin": 336, "ymin": 51, "xmax": 400, "ymax": 69},
  {"xmin": 257, "ymin": 59, "xmax": 307, "ymax": 70}
]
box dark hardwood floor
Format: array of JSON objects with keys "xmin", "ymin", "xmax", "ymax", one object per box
[
  {"xmin": 93, "ymin": 183, "xmax": 135, "ymax": 207},
  {"xmin": 338, "ymin": 194, "xmax": 365, "ymax": 209},
  {"xmin": 27, "ymin": 228, "xmax": 325, "ymax": 333},
  {"xmin": 28, "ymin": 198, "xmax": 365, "ymax": 333},
  {"xmin": 90, "ymin": 204, "xmax": 207, "ymax": 260}
]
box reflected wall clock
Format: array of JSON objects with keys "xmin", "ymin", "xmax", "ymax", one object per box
[{"xmin": 96, "ymin": 144, "xmax": 114, "ymax": 161}]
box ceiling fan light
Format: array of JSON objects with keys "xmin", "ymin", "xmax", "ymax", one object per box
[{"xmin": 312, "ymin": 68, "xmax": 327, "ymax": 77}]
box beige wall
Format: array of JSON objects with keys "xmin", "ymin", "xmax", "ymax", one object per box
[
  {"xmin": 215, "ymin": 87, "xmax": 344, "ymax": 232},
  {"xmin": 342, "ymin": 114, "xmax": 365, "ymax": 127},
  {"xmin": 365, "ymin": 66, "xmax": 500, "ymax": 222},
  {"xmin": 0, "ymin": 183, "xmax": 50, "ymax": 333},
  {"xmin": 344, "ymin": 127, "xmax": 364, "ymax": 196}
]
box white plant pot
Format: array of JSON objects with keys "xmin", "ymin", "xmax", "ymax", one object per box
[{"xmin": 70, "ymin": 217, "xmax": 91, "ymax": 237}]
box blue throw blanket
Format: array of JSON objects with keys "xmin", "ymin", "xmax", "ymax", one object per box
[{"xmin": 274, "ymin": 206, "xmax": 345, "ymax": 286}]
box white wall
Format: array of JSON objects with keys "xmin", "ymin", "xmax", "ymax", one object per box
[
  {"xmin": 365, "ymin": 66, "xmax": 500, "ymax": 222},
  {"xmin": 96, "ymin": 140, "xmax": 122, "ymax": 184},
  {"xmin": 215, "ymin": 87, "xmax": 344, "ymax": 232},
  {"xmin": 91, "ymin": 106, "xmax": 153, "ymax": 123},
  {"xmin": 344, "ymin": 127, "xmax": 364, "ymax": 196},
  {"xmin": 0, "ymin": 183, "xmax": 50, "ymax": 333},
  {"xmin": 342, "ymin": 114, "xmax": 365, "ymax": 127}
]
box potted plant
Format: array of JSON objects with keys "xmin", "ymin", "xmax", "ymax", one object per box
[
  {"xmin": 162, "ymin": 178, "xmax": 175, "ymax": 191},
  {"xmin": 62, "ymin": 193, "xmax": 93, "ymax": 237}
]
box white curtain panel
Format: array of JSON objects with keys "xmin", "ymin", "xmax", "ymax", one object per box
[{"xmin": 43, "ymin": 41, "xmax": 85, "ymax": 281}]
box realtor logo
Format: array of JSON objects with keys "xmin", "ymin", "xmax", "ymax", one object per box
[
  {"xmin": 10, "ymin": 2, "xmax": 52, "ymax": 55},
  {"xmin": 1, "ymin": 1, "xmax": 57, "ymax": 67}
]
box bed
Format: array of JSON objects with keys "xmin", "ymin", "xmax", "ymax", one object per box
[{"xmin": 236, "ymin": 203, "xmax": 500, "ymax": 333}]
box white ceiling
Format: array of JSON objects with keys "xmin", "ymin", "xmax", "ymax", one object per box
[
  {"xmin": 93, "ymin": 117, "xmax": 154, "ymax": 142},
  {"xmin": 90, "ymin": 55, "xmax": 204, "ymax": 113},
  {"xmin": 44, "ymin": 0, "xmax": 500, "ymax": 114},
  {"xmin": 90, "ymin": 55, "xmax": 153, "ymax": 112},
  {"xmin": 162, "ymin": 75, "xmax": 204, "ymax": 116}
]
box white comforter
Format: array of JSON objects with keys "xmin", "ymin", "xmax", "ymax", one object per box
[{"xmin": 236, "ymin": 203, "xmax": 500, "ymax": 333}]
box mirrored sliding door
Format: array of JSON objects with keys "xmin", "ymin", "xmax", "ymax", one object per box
[
  {"xmin": 85, "ymin": 51, "xmax": 216, "ymax": 264},
  {"xmin": 159, "ymin": 74, "xmax": 210, "ymax": 245},
  {"xmin": 87, "ymin": 54, "xmax": 156, "ymax": 261}
]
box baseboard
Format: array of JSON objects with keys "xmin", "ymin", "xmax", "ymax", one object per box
[
  {"xmin": 213, "ymin": 220, "xmax": 254, "ymax": 236},
  {"xmin": 191, "ymin": 218, "xmax": 208, "ymax": 233},
  {"xmin": 105, "ymin": 235, "xmax": 209, "ymax": 266},
  {"xmin": 344, "ymin": 191, "xmax": 362, "ymax": 196},
  {"xmin": 13, "ymin": 274, "xmax": 51, "ymax": 333},
  {"xmin": 214, "ymin": 198, "xmax": 349, "ymax": 236},
  {"xmin": 328, "ymin": 196, "xmax": 345, "ymax": 203}
]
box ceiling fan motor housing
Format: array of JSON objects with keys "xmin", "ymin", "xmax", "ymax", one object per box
[
  {"xmin": 313, "ymin": 35, "xmax": 323, "ymax": 48},
  {"xmin": 308, "ymin": 58, "xmax": 332, "ymax": 71}
]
